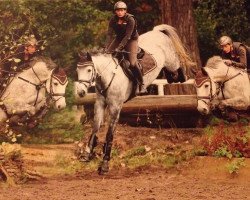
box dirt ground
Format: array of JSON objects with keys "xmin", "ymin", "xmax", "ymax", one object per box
[{"xmin": 1, "ymin": 125, "xmax": 250, "ymax": 200}]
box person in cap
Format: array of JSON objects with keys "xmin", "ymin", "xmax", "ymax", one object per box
[
  {"xmin": 104, "ymin": 1, "xmax": 144, "ymax": 92},
  {"xmin": 219, "ymin": 35, "xmax": 250, "ymax": 71}
]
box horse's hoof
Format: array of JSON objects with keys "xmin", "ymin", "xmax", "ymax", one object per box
[
  {"xmin": 227, "ymin": 111, "xmax": 238, "ymax": 122},
  {"xmin": 79, "ymin": 151, "xmax": 94, "ymax": 162},
  {"xmin": 98, "ymin": 160, "xmax": 109, "ymax": 175}
]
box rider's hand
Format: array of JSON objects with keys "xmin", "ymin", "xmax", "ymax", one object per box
[{"xmin": 224, "ymin": 60, "xmax": 233, "ymax": 66}]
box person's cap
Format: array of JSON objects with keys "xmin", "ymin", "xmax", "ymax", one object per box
[
  {"xmin": 114, "ymin": 1, "xmax": 127, "ymax": 10},
  {"xmin": 219, "ymin": 36, "xmax": 232, "ymax": 46}
]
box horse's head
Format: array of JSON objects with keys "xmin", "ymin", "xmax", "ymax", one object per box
[
  {"xmin": 194, "ymin": 68, "xmax": 218, "ymax": 115},
  {"xmin": 76, "ymin": 52, "xmax": 95, "ymax": 97},
  {"xmin": 46, "ymin": 67, "xmax": 68, "ymax": 110}
]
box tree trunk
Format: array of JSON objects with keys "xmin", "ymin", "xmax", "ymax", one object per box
[{"xmin": 158, "ymin": 0, "xmax": 201, "ymax": 69}]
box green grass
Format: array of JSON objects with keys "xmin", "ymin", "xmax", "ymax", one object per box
[{"xmin": 18, "ymin": 107, "xmax": 84, "ymax": 144}]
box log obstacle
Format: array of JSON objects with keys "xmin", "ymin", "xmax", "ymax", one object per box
[
  {"xmin": 74, "ymin": 79, "xmax": 198, "ymax": 113},
  {"xmin": 74, "ymin": 79, "xmax": 201, "ymax": 127}
]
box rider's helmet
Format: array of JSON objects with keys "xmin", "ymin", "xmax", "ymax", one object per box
[
  {"xmin": 25, "ymin": 35, "xmax": 38, "ymax": 46},
  {"xmin": 114, "ymin": 1, "xmax": 127, "ymax": 10},
  {"xmin": 219, "ymin": 36, "xmax": 232, "ymax": 46}
]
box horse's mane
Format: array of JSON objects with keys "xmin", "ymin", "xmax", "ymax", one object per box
[
  {"xmin": 205, "ymin": 56, "xmax": 223, "ymax": 69},
  {"xmin": 29, "ymin": 56, "xmax": 57, "ymax": 70},
  {"xmin": 78, "ymin": 49, "xmax": 112, "ymax": 63}
]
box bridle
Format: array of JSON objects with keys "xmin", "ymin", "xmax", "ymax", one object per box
[
  {"xmin": 17, "ymin": 66, "xmax": 47, "ymax": 106},
  {"xmin": 46, "ymin": 68, "xmax": 67, "ymax": 104},
  {"xmin": 195, "ymin": 66, "xmax": 243, "ymax": 107},
  {"xmin": 77, "ymin": 61, "xmax": 96, "ymax": 89},
  {"xmin": 17, "ymin": 67, "xmax": 67, "ymax": 106},
  {"xmin": 77, "ymin": 57, "xmax": 120, "ymax": 97},
  {"xmin": 195, "ymin": 78, "xmax": 221, "ymax": 107}
]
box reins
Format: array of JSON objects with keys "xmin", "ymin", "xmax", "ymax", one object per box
[
  {"xmin": 17, "ymin": 66, "xmax": 46, "ymax": 106},
  {"xmin": 95, "ymin": 55, "xmax": 121, "ymax": 97}
]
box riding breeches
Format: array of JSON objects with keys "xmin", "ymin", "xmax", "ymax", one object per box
[{"xmin": 107, "ymin": 38, "xmax": 139, "ymax": 67}]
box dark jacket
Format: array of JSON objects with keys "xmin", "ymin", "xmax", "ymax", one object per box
[
  {"xmin": 106, "ymin": 13, "xmax": 139, "ymax": 50},
  {"xmin": 221, "ymin": 42, "xmax": 250, "ymax": 71}
]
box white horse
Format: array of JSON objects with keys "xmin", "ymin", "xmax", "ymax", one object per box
[
  {"xmin": 76, "ymin": 24, "xmax": 194, "ymax": 174},
  {"xmin": 0, "ymin": 57, "xmax": 68, "ymax": 124},
  {"xmin": 195, "ymin": 56, "xmax": 250, "ymax": 116}
]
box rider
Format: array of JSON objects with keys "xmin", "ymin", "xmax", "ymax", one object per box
[
  {"xmin": 104, "ymin": 1, "xmax": 144, "ymax": 93},
  {"xmin": 0, "ymin": 35, "xmax": 39, "ymax": 89},
  {"xmin": 219, "ymin": 36, "xmax": 250, "ymax": 72}
]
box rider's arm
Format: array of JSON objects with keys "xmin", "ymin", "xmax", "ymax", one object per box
[
  {"xmin": 232, "ymin": 46, "xmax": 247, "ymax": 69},
  {"xmin": 117, "ymin": 17, "xmax": 136, "ymax": 50}
]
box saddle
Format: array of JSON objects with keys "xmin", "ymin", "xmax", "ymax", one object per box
[
  {"xmin": 113, "ymin": 48, "xmax": 156, "ymax": 100},
  {"xmin": 114, "ymin": 48, "xmax": 156, "ymax": 83}
]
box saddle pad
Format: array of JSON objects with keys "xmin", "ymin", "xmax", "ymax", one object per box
[{"xmin": 138, "ymin": 50, "xmax": 157, "ymax": 75}]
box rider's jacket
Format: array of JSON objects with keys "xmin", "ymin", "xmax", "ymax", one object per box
[
  {"xmin": 106, "ymin": 13, "xmax": 139, "ymax": 50},
  {"xmin": 221, "ymin": 42, "xmax": 250, "ymax": 71}
]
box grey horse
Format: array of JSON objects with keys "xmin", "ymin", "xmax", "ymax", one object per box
[{"xmin": 76, "ymin": 24, "xmax": 194, "ymax": 174}]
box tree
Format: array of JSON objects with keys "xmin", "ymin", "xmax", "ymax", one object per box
[
  {"xmin": 193, "ymin": 0, "xmax": 249, "ymax": 64},
  {"xmin": 157, "ymin": 0, "xmax": 201, "ymax": 68}
]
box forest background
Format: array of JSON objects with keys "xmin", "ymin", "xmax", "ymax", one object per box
[{"xmin": 0, "ymin": 0, "xmax": 249, "ymax": 73}]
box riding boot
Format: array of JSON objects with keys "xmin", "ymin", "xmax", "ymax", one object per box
[
  {"xmin": 130, "ymin": 65, "xmax": 146, "ymax": 93},
  {"xmin": 80, "ymin": 134, "xmax": 98, "ymax": 162},
  {"xmin": 98, "ymin": 142, "xmax": 112, "ymax": 174}
]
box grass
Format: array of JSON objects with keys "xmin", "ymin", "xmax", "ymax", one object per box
[{"xmin": 15, "ymin": 107, "xmax": 85, "ymax": 144}]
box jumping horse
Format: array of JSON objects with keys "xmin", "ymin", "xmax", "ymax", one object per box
[
  {"xmin": 76, "ymin": 24, "xmax": 194, "ymax": 174},
  {"xmin": 194, "ymin": 56, "xmax": 250, "ymax": 120},
  {"xmin": 0, "ymin": 56, "xmax": 68, "ymax": 125}
]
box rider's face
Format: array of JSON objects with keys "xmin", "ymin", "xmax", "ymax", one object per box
[
  {"xmin": 26, "ymin": 45, "xmax": 36, "ymax": 54},
  {"xmin": 115, "ymin": 9, "xmax": 127, "ymax": 18},
  {"xmin": 221, "ymin": 44, "xmax": 231, "ymax": 54}
]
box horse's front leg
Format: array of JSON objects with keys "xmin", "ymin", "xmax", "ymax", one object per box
[
  {"xmin": 6, "ymin": 102, "xmax": 36, "ymax": 116},
  {"xmin": 219, "ymin": 97, "xmax": 249, "ymax": 110},
  {"xmin": 81, "ymin": 96, "xmax": 106, "ymax": 162},
  {"xmin": 98, "ymin": 103, "xmax": 122, "ymax": 175},
  {"xmin": 218, "ymin": 98, "xmax": 248, "ymax": 121}
]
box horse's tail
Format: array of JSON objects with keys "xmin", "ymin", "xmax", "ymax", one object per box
[{"xmin": 153, "ymin": 24, "xmax": 195, "ymax": 69}]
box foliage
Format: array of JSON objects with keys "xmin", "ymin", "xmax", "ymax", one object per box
[
  {"xmin": 226, "ymin": 158, "xmax": 246, "ymax": 174},
  {"xmin": 0, "ymin": 142, "xmax": 22, "ymax": 161},
  {"xmin": 200, "ymin": 123, "xmax": 250, "ymax": 158},
  {"xmin": 20, "ymin": 108, "xmax": 84, "ymax": 144},
  {"xmin": 194, "ymin": 0, "xmax": 249, "ymax": 65},
  {"xmin": 0, "ymin": 0, "xmax": 111, "ymax": 72}
]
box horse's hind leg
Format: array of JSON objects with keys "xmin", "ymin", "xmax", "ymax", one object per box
[
  {"xmin": 98, "ymin": 104, "xmax": 121, "ymax": 174},
  {"xmin": 81, "ymin": 97, "xmax": 106, "ymax": 162}
]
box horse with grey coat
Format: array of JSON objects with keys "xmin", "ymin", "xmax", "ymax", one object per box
[
  {"xmin": 0, "ymin": 56, "xmax": 68, "ymax": 125},
  {"xmin": 195, "ymin": 56, "xmax": 250, "ymax": 120},
  {"xmin": 76, "ymin": 24, "xmax": 194, "ymax": 174}
]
